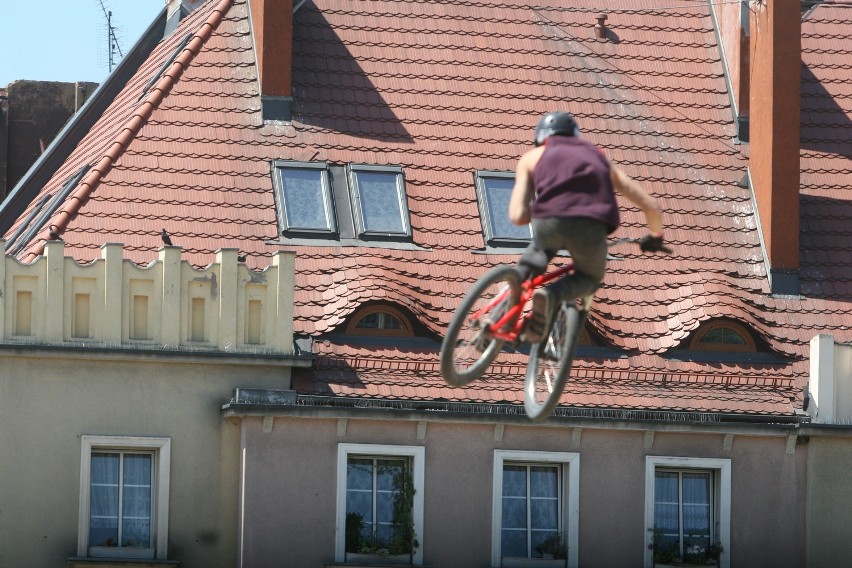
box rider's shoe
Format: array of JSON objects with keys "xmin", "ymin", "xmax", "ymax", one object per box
[{"xmin": 525, "ymin": 287, "xmax": 555, "ymax": 343}]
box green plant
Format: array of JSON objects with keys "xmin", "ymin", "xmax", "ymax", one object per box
[
  {"xmin": 388, "ymin": 463, "xmax": 419, "ymax": 556},
  {"xmin": 345, "ymin": 512, "xmax": 364, "ymax": 553},
  {"xmin": 346, "ymin": 464, "xmax": 419, "ymax": 559},
  {"xmin": 648, "ymin": 527, "xmax": 680, "ymax": 564},
  {"xmin": 536, "ymin": 531, "xmax": 568, "ymax": 559}
]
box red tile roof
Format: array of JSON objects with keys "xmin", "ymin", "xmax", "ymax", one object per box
[{"xmin": 3, "ymin": 0, "xmax": 850, "ymax": 417}]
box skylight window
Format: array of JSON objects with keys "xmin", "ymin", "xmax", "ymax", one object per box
[
  {"xmin": 272, "ymin": 160, "xmax": 336, "ymax": 235},
  {"xmin": 347, "ymin": 164, "xmax": 411, "ymax": 238},
  {"xmin": 475, "ymin": 170, "xmax": 532, "ymax": 246},
  {"xmin": 6, "ymin": 164, "xmax": 91, "ymax": 255},
  {"xmin": 270, "ymin": 161, "xmax": 416, "ymax": 247}
]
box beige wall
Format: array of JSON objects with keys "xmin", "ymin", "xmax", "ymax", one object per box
[
  {"xmin": 237, "ymin": 414, "xmax": 807, "ymax": 568},
  {"xmin": 0, "ymin": 349, "xmax": 290, "ymax": 568}
]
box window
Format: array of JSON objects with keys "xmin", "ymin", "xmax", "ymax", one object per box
[
  {"xmin": 348, "ymin": 164, "xmax": 411, "ymax": 237},
  {"xmin": 272, "ymin": 160, "xmax": 336, "ymax": 235},
  {"xmin": 475, "ymin": 171, "xmax": 533, "ymax": 246},
  {"xmin": 689, "ymin": 320, "xmax": 756, "ymax": 352},
  {"xmin": 78, "ymin": 436, "xmax": 171, "ymax": 560},
  {"xmin": 336, "ymin": 444, "xmax": 425, "ymax": 565},
  {"xmin": 492, "ymin": 450, "xmax": 580, "ymax": 568},
  {"xmin": 645, "ymin": 457, "xmax": 730, "ymax": 568},
  {"xmin": 271, "ymin": 161, "xmax": 416, "ymax": 246},
  {"xmin": 345, "ymin": 305, "xmax": 413, "ymax": 337}
]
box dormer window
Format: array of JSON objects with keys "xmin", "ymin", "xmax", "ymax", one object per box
[
  {"xmin": 346, "ymin": 305, "xmax": 413, "ymax": 337},
  {"xmin": 272, "ymin": 161, "xmax": 336, "ymax": 236},
  {"xmin": 347, "ymin": 165, "xmax": 410, "ymax": 238},
  {"xmin": 474, "ymin": 170, "xmax": 532, "ymax": 246},
  {"xmin": 689, "ymin": 320, "xmax": 756, "ymax": 352}
]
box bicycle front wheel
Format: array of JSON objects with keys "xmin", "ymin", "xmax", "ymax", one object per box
[
  {"xmin": 524, "ymin": 301, "xmax": 587, "ymax": 421},
  {"xmin": 440, "ymin": 266, "xmax": 521, "ymax": 387}
]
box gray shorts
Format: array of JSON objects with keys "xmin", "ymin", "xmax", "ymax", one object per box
[{"xmin": 517, "ymin": 217, "xmax": 608, "ymax": 298}]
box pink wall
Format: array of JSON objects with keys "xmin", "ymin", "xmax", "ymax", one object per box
[{"xmin": 237, "ymin": 415, "xmax": 807, "ymax": 568}]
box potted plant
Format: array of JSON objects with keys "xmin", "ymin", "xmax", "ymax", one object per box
[
  {"xmin": 344, "ymin": 465, "xmax": 419, "ymax": 565},
  {"xmin": 536, "ymin": 531, "xmax": 568, "ymax": 560}
]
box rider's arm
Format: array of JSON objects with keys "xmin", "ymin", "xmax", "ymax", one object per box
[
  {"xmin": 610, "ymin": 164, "xmax": 663, "ymax": 235},
  {"xmin": 508, "ymin": 148, "xmax": 542, "ymax": 225}
]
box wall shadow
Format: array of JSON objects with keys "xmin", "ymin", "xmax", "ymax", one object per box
[{"xmin": 291, "ymin": 5, "xmax": 413, "ymax": 143}]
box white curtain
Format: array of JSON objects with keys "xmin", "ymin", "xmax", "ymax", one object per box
[{"xmin": 90, "ymin": 452, "xmax": 151, "ymax": 549}]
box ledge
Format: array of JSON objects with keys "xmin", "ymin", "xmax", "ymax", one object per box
[{"xmin": 67, "ymin": 558, "xmax": 180, "ymax": 567}]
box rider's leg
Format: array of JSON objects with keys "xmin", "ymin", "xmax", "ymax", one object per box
[
  {"xmin": 546, "ymin": 219, "xmax": 608, "ymax": 306},
  {"xmin": 515, "ymin": 241, "xmax": 554, "ymax": 282},
  {"xmin": 526, "ymin": 218, "xmax": 607, "ymax": 342}
]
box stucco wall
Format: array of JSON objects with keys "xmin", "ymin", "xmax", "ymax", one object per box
[
  {"xmin": 806, "ymin": 436, "xmax": 852, "ymax": 568},
  {"xmin": 238, "ymin": 415, "xmax": 807, "ymax": 568},
  {"xmin": 0, "ymin": 350, "xmax": 290, "ymax": 568}
]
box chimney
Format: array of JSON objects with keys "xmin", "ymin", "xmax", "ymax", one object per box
[
  {"xmin": 165, "ymin": 0, "xmax": 206, "ymax": 35},
  {"xmin": 749, "ymin": 0, "xmax": 801, "ymax": 296},
  {"xmin": 594, "ymin": 14, "xmax": 608, "ymax": 40},
  {"xmin": 248, "ymin": 0, "xmax": 294, "ymax": 121}
]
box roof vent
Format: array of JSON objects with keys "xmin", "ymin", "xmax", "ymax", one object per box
[{"xmin": 594, "ymin": 14, "xmax": 608, "ymax": 40}]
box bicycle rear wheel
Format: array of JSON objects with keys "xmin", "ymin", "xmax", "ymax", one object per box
[
  {"xmin": 524, "ymin": 300, "xmax": 588, "ymax": 421},
  {"xmin": 440, "ymin": 266, "xmax": 521, "ymax": 387}
]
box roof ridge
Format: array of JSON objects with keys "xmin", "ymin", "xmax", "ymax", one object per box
[{"xmin": 20, "ymin": 0, "xmax": 234, "ymax": 262}]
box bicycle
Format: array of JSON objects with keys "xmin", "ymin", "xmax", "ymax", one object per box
[{"xmin": 439, "ymin": 238, "xmax": 668, "ymax": 421}]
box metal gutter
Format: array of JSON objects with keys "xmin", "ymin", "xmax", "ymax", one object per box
[{"xmin": 222, "ymin": 392, "xmax": 804, "ymax": 434}]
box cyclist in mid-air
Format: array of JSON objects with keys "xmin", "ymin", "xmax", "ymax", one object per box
[{"xmin": 509, "ymin": 111, "xmax": 667, "ymax": 343}]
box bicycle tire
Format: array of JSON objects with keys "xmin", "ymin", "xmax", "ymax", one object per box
[
  {"xmin": 440, "ymin": 265, "xmax": 521, "ymax": 387},
  {"xmin": 524, "ymin": 301, "xmax": 588, "ymax": 421}
]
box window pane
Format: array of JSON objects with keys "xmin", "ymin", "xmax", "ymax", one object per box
[
  {"xmin": 502, "ymin": 528, "xmax": 527, "ymax": 557},
  {"xmin": 654, "ymin": 471, "xmax": 679, "ymax": 535},
  {"xmin": 354, "ymin": 171, "xmax": 406, "ymax": 234},
  {"xmin": 90, "ymin": 453, "xmax": 119, "ymax": 547},
  {"xmin": 503, "ymin": 465, "xmax": 527, "ymax": 497},
  {"xmin": 483, "ymin": 177, "xmax": 531, "ymax": 240},
  {"xmin": 122, "ymin": 454, "xmax": 152, "ymax": 548},
  {"xmin": 683, "ymin": 472, "xmax": 711, "ymax": 538},
  {"xmin": 530, "ymin": 466, "xmax": 558, "ymax": 498},
  {"xmin": 280, "ymin": 168, "xmax": 332, "ymax": 231}
]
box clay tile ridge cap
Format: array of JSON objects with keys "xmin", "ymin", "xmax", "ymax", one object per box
[{"xmin": 20, "ymin": 0, "xmax": 234, "ymax": 263}]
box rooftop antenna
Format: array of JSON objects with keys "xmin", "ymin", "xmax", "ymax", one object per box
[{"xmin": 97, "ymin": 0, "xmax": 124, "ymax": 73}]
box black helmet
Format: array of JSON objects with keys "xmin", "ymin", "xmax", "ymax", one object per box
[{"xmin": 534, "ymin": 112, "xmax": 579, "ymax": 146}]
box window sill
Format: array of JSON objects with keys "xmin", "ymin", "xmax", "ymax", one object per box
[
  {"xmin": 268, "ymin": 237, "xmax": 431, "ymax": 251},
  {"xmin": 67, "ymin": 558, "xmax": 180, "ymax": 567}
]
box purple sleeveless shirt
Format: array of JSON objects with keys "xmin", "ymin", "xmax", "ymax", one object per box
[{"xmin": 530, "ymin": 136, "xmax": 620, "ymax": 233}]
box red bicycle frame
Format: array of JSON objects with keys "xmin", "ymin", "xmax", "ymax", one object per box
[{"xmin": 470, "ymin": 262, "xmax": 576, "ymax": 343}]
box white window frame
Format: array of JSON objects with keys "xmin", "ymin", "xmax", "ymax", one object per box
[
  {"xmin": 335, "ymin": 443, "xmax": 425, "ymax": 564},
  {"xmin": 644, "ymin": 456, "xmax": 730, "ymax": 568},
  {"xmin": 271, "ymin": 160, "xmax": 337, "ymax": 235},
  {"xmin": 347, "ymin": 164, "xmax": 411, "ymax": 238},
  {"xmin": 474, "ymin": 170, "xmax": 533, "ymax": 246},
  {"xmin": 78, "ymin": 436, "xmax": 171, "ymax": 560},
  {"xmin": 492, "ymin": 450, "xmax": 580, "ymax": 568}
]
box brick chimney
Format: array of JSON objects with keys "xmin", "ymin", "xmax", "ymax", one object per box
[
  {"xmin": 749, "ymin": 0, "xmax": 801, "ymax": 295},
  {"xmin": 248, "ymin": 0, "xmax": 294, "ymax": 121}
]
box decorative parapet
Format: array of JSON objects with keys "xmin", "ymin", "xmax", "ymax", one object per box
[{"xmin": 0, "ymin": 240, "xmax": 295, "ymax": 354}]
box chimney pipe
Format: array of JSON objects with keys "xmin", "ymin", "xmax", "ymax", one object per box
[
  {"xmin": 594, "ymin": 14, "xmax": 608, "ymax": 40},
  {"xmin": 248, "ymin": 0, "xmax": 294, "ymax": 121},
  {"xmin": 749, "ymin": 0, "xmax": 801, "ymax": 295}
]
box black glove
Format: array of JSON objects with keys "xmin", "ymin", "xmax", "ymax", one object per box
[{"xmin": 639, "ymin": 233, "xmax": 667, "ymax": 253}]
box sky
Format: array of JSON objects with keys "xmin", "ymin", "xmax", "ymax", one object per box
[{"xmin": 0, "ymin": 0, "xmax": 164, "ymax": 86}]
